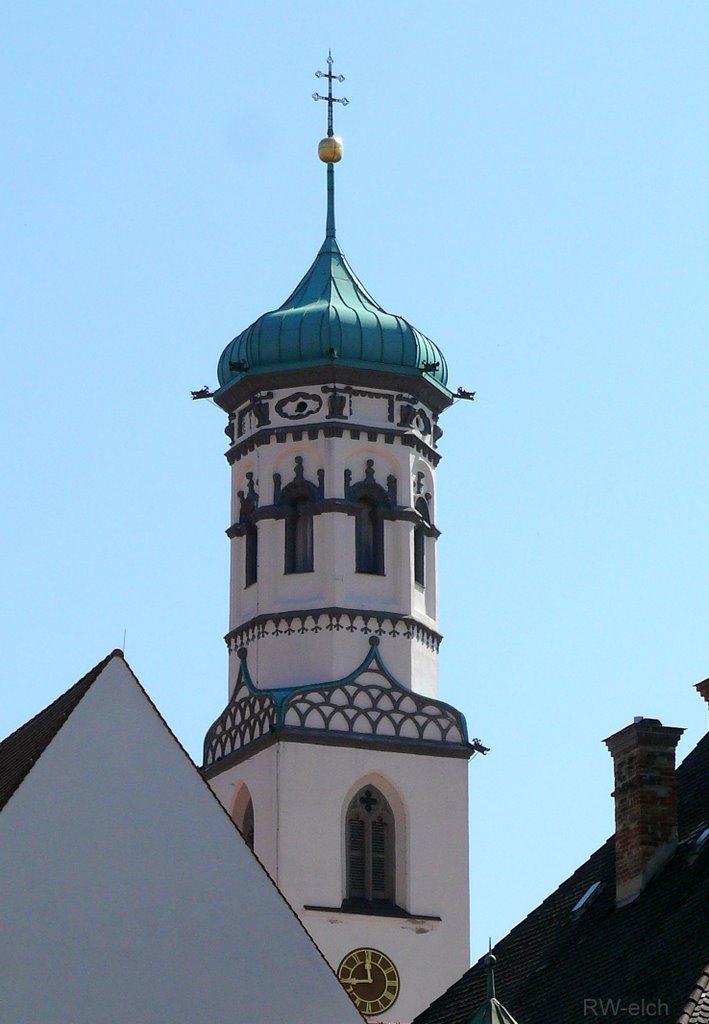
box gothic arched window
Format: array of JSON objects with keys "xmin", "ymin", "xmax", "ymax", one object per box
[
  {"xmin": 414, "ymin": 496, "xmax": 431, "ymax": 588},
  {"xmin": 232, "ymin": 786, "xmax": 255, "ymax": 852},
  {"xmin": 413, "ymin": 526, "xmax": 425, "ymax": 586},
  {"xmin": 347, "ymin": 460, "xmax": 393, "ymax": 577},
  {"xmin": 345, "ymin": 786, "xmax": 395, "ymax": 906},
  {"xmin": 241, "ymin": 797, "xmax": 255, "ymax": 851},
  {"xmin": 245, "ymin": 522, "xmax": 258, "ymax": 587},
  {"xmin": 285, "ymin": 497, "xmax": 314, "ymax": 574},
  {"xmin": 238, "ymin": 473, "xmax": 259, "ymax": 589},
  {"xmin": 356, "ymin": 498, "xmax": 384, "ymax": 575},
  {"xmin": 277, "ymin": 457, "xmax": 321, "ymax": 575}
]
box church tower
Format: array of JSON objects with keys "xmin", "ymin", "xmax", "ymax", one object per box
[{"xmin": 201, "ymin": 56, "xmax": 483, "ymax": 1023}]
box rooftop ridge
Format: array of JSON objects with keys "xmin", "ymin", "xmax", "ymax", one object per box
[{"xmin": 0, "ymin": 650, "xmax": 124, "ymax": 812}]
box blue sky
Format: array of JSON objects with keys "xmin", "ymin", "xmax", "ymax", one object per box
[{"xmin": 2, "ymin": 1, "xmax": 709, "ymax": 966}]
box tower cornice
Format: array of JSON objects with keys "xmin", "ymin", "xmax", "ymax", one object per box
[
  {"xmin": 214, "ymin": 363, "xmax": 454, "ymax": 417},
  {"xmin": 224, "ymin": 607, "xmax": 443, "ymax": 653},
  {"xmin": 225, "ymin": 420, "xmax": 443, "ymax": 468}
]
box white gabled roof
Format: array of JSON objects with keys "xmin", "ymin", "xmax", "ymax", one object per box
[{"xmin": 0, "ymin": 652, "xmax": 363, "ymax": 1024}]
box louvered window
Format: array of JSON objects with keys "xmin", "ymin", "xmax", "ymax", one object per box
[
  {"xmin": 345, "ymin": 787, "xmax": 395, "ymax": 905},
  {"xmin": 348, "ymin": 818, "xmax": 366, "ymax": 898},
  {"xmin": 371, "ymin": 817, "xmax": 388, "ymax": 897}
]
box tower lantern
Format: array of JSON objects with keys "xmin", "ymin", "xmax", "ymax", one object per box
[{"xmin": 201, "ymin": 56, "xmax": 483, "ymax": 1023}]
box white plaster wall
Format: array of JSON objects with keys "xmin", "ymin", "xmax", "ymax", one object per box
[
  {"xmin": 230, "ymin": 629, "xmax": 439, "ymax": 698},
  {"xmin": 228, "ymin": 387, "xmax": 441, "ymax": 627},
  {"xmin": 0, "ymin": 659, "xmax": 362, "ymax": 1024},
  {"xmin": 229, "ymin": 437, "xmax": 430, "ymax": 623},
  {"xmin": 212, "ymin": 381, "xmax": 467, "ymax": 1021},
  {"xmin": 232, "ymin": 385, "xmax": 439, "ymax": 445},
  {"xmin": 209, "ymin": 738, "xmax": 471, "ymax": 1024},
  {"xmin": 226, "ymin": 394, "xmax": 443, "ymax": 697},
  {"xmin": 207, "ymin": 743, "xmax": 280, "ymax": 881},
  {"xmin": 281, "ymin": 741, "xmax": 470, "ymax": 1023}
]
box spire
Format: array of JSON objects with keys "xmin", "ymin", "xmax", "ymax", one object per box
[
  {"xmin": 485, "ymin": 953, "xmax": 496, "ymax": 1000},
  {"xmin": 326, "ymin": 164, "xmax": 336, "ymax": 239},
  {"xmin": 463, "ymin": 954, "xmax": 523, "ymax": 1024},
  {"xmin": 313, "ymin": 51, "xmax": 348, "ymax": 241},
  {"xmin": 215, "ymin": 55, "xmax": 451, "ymax": 400}
]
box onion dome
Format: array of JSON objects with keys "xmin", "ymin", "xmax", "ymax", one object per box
[{"xmin": 215, "ymin": 134, "xmax": 450, "ymax": 405}]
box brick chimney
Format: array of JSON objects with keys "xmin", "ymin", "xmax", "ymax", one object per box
[
  {"xmin": 604, "ymin": 717, "xmax": 684, "ymax": 906},
  {"xmin": 695, "ymin": 678, "xmax": 709, "ymax": 718}
]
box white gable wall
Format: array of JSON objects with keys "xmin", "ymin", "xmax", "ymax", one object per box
[{"xmin": 0, "ymin": 658, "xmax": 362, "ymax": 1024}]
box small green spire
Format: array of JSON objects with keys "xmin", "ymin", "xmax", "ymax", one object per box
[
  {"xmin": 326, "ymin": 164, "xmax": 335, "ymax": 239},
  {"xmin": 485, "ymin": 953, "xmax": 496, "ymax": 1000},
  {"xmin": 462, "ymin": 953, "xmax": 522, "ymax": 1024}
]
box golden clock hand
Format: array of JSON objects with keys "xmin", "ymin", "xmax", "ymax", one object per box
[{"xmin": 364, "ymin": 950, "xmax": 373, "ymax": 983}]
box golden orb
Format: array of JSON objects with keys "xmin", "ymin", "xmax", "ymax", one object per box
[{"xmin": 318, "ymin": 136, "xmax": 344, "ymax": 163}]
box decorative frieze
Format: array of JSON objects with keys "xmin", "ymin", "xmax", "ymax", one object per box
[
  {"xmin": 275, "ymin": 391, "xmax": 323, "ymax": 420},
  {"xmin": 202, "ymin": 638, "xmax": 476, "ymax": 769},
  {"xmin": 203, "ymin": 687, "xmax": 276, "ymax": 767},
  {"xmin": 225, "ymin": 608, "xmax": 442, "ymax": 652},
  {"xmin": 226, "ymin": 421, "xmax": 441, "ymax": 466}
]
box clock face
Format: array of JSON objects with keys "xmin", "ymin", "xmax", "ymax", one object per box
[{"xmin": 337, "ymin": 947, "xmax": 400, "ymax": 1016}]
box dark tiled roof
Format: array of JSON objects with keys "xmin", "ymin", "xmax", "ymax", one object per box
[
  {"xmin": 0, "ymin": 651, "xmax": 122, "ymax": 812},
  {"xmin": 680, "ymin": 969, "xmax": 709, "ymax": 1024},
  {"xmin": 416, "ymin": 731, "xmax": 709, "ymax": 1024}
]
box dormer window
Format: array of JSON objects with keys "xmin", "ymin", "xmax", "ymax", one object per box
[{"xmin": 570, "ymin": 880, "xmax": 603, "ymax": 918}]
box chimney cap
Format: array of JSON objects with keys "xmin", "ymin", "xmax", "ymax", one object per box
[
  {"xmin": 695, "ymin": 678, "xmax": 709, "ymax": 704},
  {"xmin": 604, "ymin": 718, "xmax": 684, "ymax": 757}
]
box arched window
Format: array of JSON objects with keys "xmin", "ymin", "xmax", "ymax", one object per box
[
  {"xmin": 245, "ymin": 522, "xmax": 258, "ymax": 587},
  {"xmin": 238, "ymin": 472, "xmax": 259, "ymax": 588},
  {"xmin": 285, "ymin": 497, "xmax": 313, "ymax": 574},
  {"xmin": 413, "ymin": 526, "xmax": 425, "ymax": 586},
  {"xmin": 232, "ymin": 786, "xmax": 255, "ymax": 852},
  {"xmin": 345, "ymin": 785, "xmax": 395, "ymax": 906},
  {"xmin": 277, "ymin": 457, "xmax": 320, "ymax": 575},
  {"xmin": 241, "ymin": 798, "xmax": 255, "ymax": 851},
  {"xmin": 356, "ymin": 499, "xmax": 384, "ymax": 575},
  {"xmin": 347, "ymin": 460, "xmax": 392, "ymax": 577},
  {"xmin": 414, "ymin": 497, "xmax": 430, "ymax": 588}
]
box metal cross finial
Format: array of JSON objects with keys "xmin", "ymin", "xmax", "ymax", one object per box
[{"xmin": 313, "ymin": 50, "xmax": 349, "ymax": 137}]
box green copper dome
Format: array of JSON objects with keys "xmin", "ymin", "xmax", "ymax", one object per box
[{"xmin": 216, "ymin": 165, "xmax": 449, "ymax": 398}]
